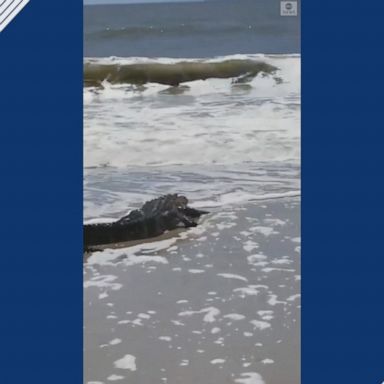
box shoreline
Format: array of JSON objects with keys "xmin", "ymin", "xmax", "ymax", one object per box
[{"xmin": 84, "ymin": 197, "xmax": 300, "ymax": 384}]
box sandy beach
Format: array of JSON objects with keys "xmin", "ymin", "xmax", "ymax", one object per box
[{"xmin": 84, "ymin": 197, "xmax": 300, "ymax": 384}]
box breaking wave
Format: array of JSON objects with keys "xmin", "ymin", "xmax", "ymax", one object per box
[
  {"xmin": 84, "ymin": 59, "xmax": 278, "ymax": 87},
  {"xmin": 84, "ymin": 54, "xmax": 300, "ymax": 169}
]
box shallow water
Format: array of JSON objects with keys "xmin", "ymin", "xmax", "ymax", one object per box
[{"xmin": 84, "ymin": 55, "xmax": 300, "ymax": 172}]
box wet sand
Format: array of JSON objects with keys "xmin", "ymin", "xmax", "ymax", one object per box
[{"xmin": 84, "ymin": 197, "xmax": 300, "ymax": 384}]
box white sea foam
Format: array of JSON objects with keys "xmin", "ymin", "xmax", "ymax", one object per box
[
  {"xmin": 271, "ymin": 257, "xmax": 292, "ymax": 265},
  {"xmin": 86, "ymin": 238, "xmax": 175, "ymax": 266},
  {"xmin": 250, "ymin": 320, "xmax": 271, "ymax": 330},
  {"xmin": 250, "ymin": 226, "xmax": 275, "ymax": 236},
  {"xmin": 247, "ymin": 254, "xmax": 268, "ymax": 265},
  {"xmin": 84, "ymin": 217, "xmax": 117, "ymax": 225},
  {"xmin": 190, "ymin": 190, "xmax": 300, "ymax": 211},
  {"xmin": 235, "ymin": 372, "xmax": 265, "ymax": 384},
  {"xmin": 211, "ymin": 358, "xmax": 226, "ymax": 364},
  {"xmin": 262, "ymin": 267, "xmax": 295, "ymax": 273},
  {"xmin": 178, "ymin": 306, "xmax": 221, "ymax": 322},
  {"xmin": 84, "ymin": 55, "xmax": 300, "ymax": 169},
  {"xmin": 223, "ymin": 313, "xmax": 246, "ymax": 321},
  {"xmin": 159, "ymin": 336, "xmax": 172, "ymax": 342},
  {"xmin": 114, "ymin": 354, "xmax": 137, "ymax": 371},
  {"xmin": 234, "ymin": 284, "xmax": 268, "ymax": 297},
  {"xmin": 84, "ymin": 275, "xmax": 122, "ymax": 291},
  {"xmin": 84, "ymin": 168, "xmax": 300, "ymax": 220},
  {"xmin": 287, "ymin": 294, "xmax": 301, "ymax": 302},
  {"xmin": 267, "ymin": 294, "xmax": 285, "ymax": 306},
  {"xmin": 217, "ymin": 273, "xmax": 248, "ymax": 282},
  {"xmin": 243, "ymin": 240, "xmax": 259, "ymax": 252},
  {"xmin": 138, "ymin": 313, "xmax": 151, "ymax": 319},
  {"xmin": 264, "ymin": 218, "xmax": 286, "ymax": 226},
  {"xmin": 257, "ymin": 310, "xmax": 274, "ymax": 321},
  {"xmin": 261, "ymin": 358, "xmax": 274, "ymax": 364}
]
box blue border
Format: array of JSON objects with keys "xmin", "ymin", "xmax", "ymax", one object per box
[
  {"xmin": 1, "ymin": 0, "xmax": 384, "ymax": 383},
  {"xmin": 302, "ymin": 1, "xmax": 384, "ymax": 383},
  {"xmin": 0, "ymin": 1, "xmax": 83, "ymax": 383}
]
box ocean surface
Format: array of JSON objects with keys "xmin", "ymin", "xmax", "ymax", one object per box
[
  {"xmin": 84, "ymin": 0, "xmax": 300, "ymax": 57},
  {"xmin": 84, "ymin": 1, "xmax": 300, "ymax": 383}
]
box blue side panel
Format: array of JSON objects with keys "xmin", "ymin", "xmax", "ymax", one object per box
[
  {"xmin": 0, "ymin": 1, "xmax": 83, "ymax": 383},
  {"xmin": 302, "ymin": 1, "xmax": 384, "ymax": 383}
]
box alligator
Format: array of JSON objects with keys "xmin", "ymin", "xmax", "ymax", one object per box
[{"xmin": 84, "ymin": 194, "xmax": 208, "ymax": 252}]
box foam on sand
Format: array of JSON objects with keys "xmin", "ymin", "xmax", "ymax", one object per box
[
  {"xmin": 250, "ymin": 320, "xmax": 271, "ymax": 330},
  {"xmin": 178, "ymin": 306, "xmax": 221, "ymax": 322},
  {"xmin": 86, "ymin": 237, "xmax": 176, "ymax": 266},
  {"xmin": 217, "ymin": 273, "xmax": 248, "ymax": 282},
  {"xmin": 84, "ymin": 275, "xmax": 122, "ymax": 291},
  {"xmin": 235, "ymin": 372, "xmax": 265, "ymax": 384},
  {"xmin": 223, "ymin": 313, "xmax": 246, "ymax": 321},
  {"xmin": 210, "ymin": 358, "xmax": 226, "ymax": 365},
  {"xmin": 113, "ymin": 354, "xmax": 137, "ymax": 371}
]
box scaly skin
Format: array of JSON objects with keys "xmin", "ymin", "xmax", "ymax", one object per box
[{"xmin": 84, "ymin": 194, "xmax": 208, "ymax": 252}]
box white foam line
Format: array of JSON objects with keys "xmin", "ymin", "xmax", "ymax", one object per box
[
  {"xmin": 195, "ymin": 191, "xmax": 301, "ymax": 209},
  {"xmin": 84, "ymin": 54, "xmax": 300, "ymax": 65},
  {"xmin": 86, "ymin": 237, "xmax": 176, "ymax": 266},
  {"xmin": 244, "ymin": 191, "xmax": 301, "ymax": 202},
  {"xmin": 217, "ymin": 273, "xmax": 248, "ymax": 282},
  {"xmin": 211, "ymin": 358, "xmax": 226, "ymax": 365}
]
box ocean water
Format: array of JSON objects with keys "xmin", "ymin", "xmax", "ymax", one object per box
[
  {"xmin": 84, "ymin": 0, "xmax": 300, "ymax": 57},
  {"xmin": 84, "ymin": 1, "xmax": 300, "ymax": 383},
  {"xmin": 84, "ymin": 54, "xmax": 300, "ymax": 218}
]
